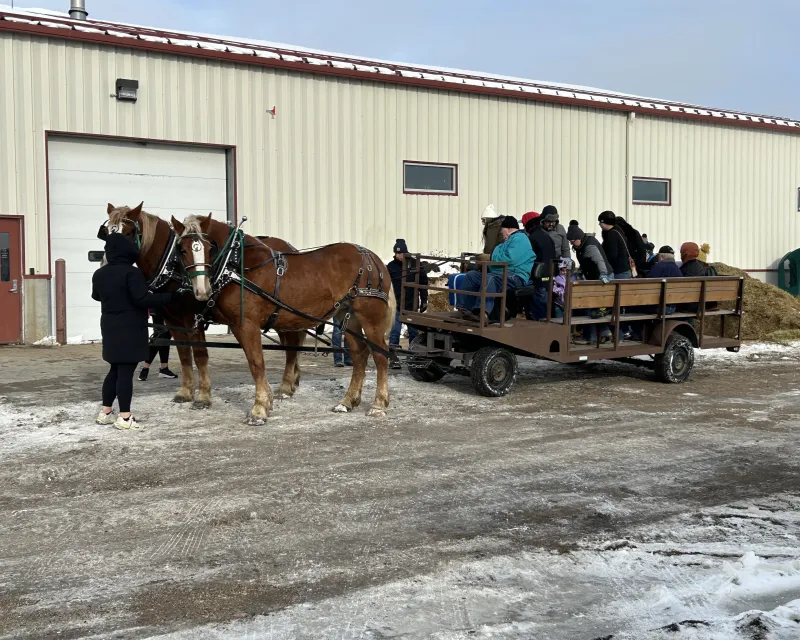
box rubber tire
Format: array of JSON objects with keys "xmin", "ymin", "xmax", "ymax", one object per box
[
  {"xmin": 407, "ymin": 334, "xmax": 447, "ymax": 383},
  {"xmin": 654, "ymin": 333, "xmax": 694, "ymax": 383},
  {"xmin": 470, "ymin": 346, "xmax": 518, "ymax": 397}
]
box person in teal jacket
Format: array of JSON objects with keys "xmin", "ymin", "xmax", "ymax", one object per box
[{"xmin": 459, "ymin": 216, "xmax": 535, "ymax": 320}]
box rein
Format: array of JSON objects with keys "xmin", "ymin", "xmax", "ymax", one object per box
[{"xmin": 178, "ymin": 221, "xmax": 391, "ymax": 356}]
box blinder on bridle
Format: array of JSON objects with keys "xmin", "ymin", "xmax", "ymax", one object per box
[
  {"xmin": 97, "ymin": 217, "xmax": 143, "ymax": 248},
  {"xmin": 180, "ymin": 231, "xmax": 219, "ymax": 280}
]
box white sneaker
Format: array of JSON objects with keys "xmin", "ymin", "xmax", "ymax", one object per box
[
  {"xmin": 114, "ymin": 415, "xmax": 143, "ymax": 431},
  {"xmin": 96, "ymin": 410, "xmax": 116, "ymax": 425}
]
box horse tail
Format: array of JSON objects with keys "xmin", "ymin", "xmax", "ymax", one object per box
[{"xmin": 384, "ymin": 281, "xmax": 397, "ymax": 338}]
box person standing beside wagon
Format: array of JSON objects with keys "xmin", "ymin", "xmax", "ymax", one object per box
[{"xmin": 92, "ymin": 234, "xmax": 179, "ymax": 430}]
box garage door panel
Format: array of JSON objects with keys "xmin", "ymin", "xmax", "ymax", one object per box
[
  {"xmin": 48, "ymin": 171, "xmax": 227, "ymax": 215},
  {"xmin": 49, "ymin": 137, "xmax": 229, "ymax": 341},
  {"xmin": 48, "ymin": 138, "xmax": 227, "ymax": 179}
]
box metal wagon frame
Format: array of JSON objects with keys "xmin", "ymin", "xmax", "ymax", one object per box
[{"xmin": 397, "ymin": 253, "xmax": 744, "ymax": 396}]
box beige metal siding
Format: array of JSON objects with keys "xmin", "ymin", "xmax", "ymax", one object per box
[
  {"xmin": 630, "ymin": 115, "xmax": 800, "ymax": 270},
  {"xmin": 2, "ymin": 32, "xmax": 626, "ymax": 273}
]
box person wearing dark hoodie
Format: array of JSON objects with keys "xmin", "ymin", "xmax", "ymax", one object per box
[
  {"xmin": 541, "ymin": 205, "xmax": 570, "ymax": 258},
  {"xmin": 387, "ymin": 239, "xmax": 428, "ymax": 350},
  {"xmin": 92, "ymin": 233, "xmax": 179, "ymax": 430},
  {"xmin": 522, "ymin": 211, "xmax": 557, "ymax": 319},
  {"xmin": 597, "ymin": 211, "xmax": 632, "ymax": 279},
  {"xmin": 679, "ymin": 242, "xmax": 708, "ymax": 277},
  {"xmin": 566, "ymin": 224, "xmax": 613, "ymax": 344}
]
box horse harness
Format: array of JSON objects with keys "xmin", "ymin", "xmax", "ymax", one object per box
[{"xmin": 180, "ymin": 225, "xmax": 391, "ymax": 355}]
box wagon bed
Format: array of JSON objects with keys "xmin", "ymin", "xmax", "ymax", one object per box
[{"xmin": 398, "ymin": 255, "xmax": 743, "ymax": 396}]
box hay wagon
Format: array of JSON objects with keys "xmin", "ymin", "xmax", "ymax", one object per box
[{"xmin": 399, "ymin": 255, "xmax": 743, "ymax": 397}]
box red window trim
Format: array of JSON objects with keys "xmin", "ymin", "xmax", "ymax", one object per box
[
  {"xmin": 632, "ymin": 176, "xmax": 672, "ymax": 207},
  {"xmin": 402, "ymin": 160, "xmax": 459, "ymax": 196}
]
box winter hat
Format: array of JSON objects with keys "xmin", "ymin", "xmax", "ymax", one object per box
[
  {"xmin": 569, "ymin": 219, "xmax": 579, "ymax": 227},
  {"xmin": 393, "ymin": 238, "xmax": 409, "ymax": 254},
  {"xmin": 658, "ymin": 245, "xmax": 674, "ymax": 255},
  {"xmin": 500, "ymin": 216, "xmax": 520, "ymax": 229},
  {"xmin": 598, "ymin": 210, "xmax": 616, "ymax": 225},
  {"xmin": 481, "ymin": 204, "xmax": 500, "ymax": 222},
  {"xmin": 566, "ymin": 225, "xmax": 584, "ymax": 241},
  {"xmin": 541, "ymin": 205, "xmax": 559, "ymax": 222},
  {"xmin": 698, "ymin": 243, "xmax": 710, "ymax": 263},
  {"xmin": 521, "ymin": 211, "xmax": 540, "ymax": 227},
  {"xmin": 680, "ymin": 242, "xmax": 700, "ymax": 262}
]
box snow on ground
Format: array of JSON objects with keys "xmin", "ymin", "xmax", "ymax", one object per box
[
  {"xmin": 154, "ymin": 496, "xmax": 800, "ymax": 640},
  {"xmin": 1, "ymin": 341, "xmax": 798, "ymax": 638}
]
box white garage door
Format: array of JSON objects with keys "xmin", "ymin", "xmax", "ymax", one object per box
[{"xmin": 48, "ymin": 137, "xmax": 229, "ymax": 342}]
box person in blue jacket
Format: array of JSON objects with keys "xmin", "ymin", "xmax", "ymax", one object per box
[{"xmin": 459, "ymin": 216, "xmax": 534, "ymax": 321}]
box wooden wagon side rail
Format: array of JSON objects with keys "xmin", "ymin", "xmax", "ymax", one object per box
[{"xmin": 399, "ymin": 254, "xmax": 511, "ymax": 329}]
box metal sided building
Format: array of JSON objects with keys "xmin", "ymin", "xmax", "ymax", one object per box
[{"xmin": 1, "ymin": 3, "xmax": 798, "ymax": 343}]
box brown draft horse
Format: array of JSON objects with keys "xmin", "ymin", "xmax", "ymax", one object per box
[
  {"xmin": 104, "ymin": 203, "xmax": 306, "ymax": 407},
  {"xmin": 171, "ymin": 213, "xmax": 395, "ymax": 424}
]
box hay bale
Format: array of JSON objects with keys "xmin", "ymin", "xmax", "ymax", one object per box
[
  {"xmin": 427, "ymin": 291, "xmax": 453, "ymax": 313},
  {"xmin": 706, "ymin": 263, "xmax": 800, "ymax": 340}
]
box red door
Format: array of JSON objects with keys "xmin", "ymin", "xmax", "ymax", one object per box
[{"xmin": 0, "ymin": 218, "xmax": 23, "ymax": 344}]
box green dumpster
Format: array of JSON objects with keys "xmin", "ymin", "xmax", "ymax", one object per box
[{"xmin": 777, "ymin": 248, "xmax": 800, "ymax": 296}]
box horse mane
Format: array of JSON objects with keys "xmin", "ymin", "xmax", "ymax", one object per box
[
  {"xmin": 180, "ymin": 214, "xmax": 205, "ymax": 237},
  {"xmin": 109, "ymin": 205, "xmax": 160, "ymax": 253}
]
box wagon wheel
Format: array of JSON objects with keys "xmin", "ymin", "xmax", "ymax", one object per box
[
  {"xmin": 470, "ymin": 346, "xmax": 518, "ymax": 397},
  {"xmin": 407, "ymin": 334, "xmax": 447, "ymax": 383},
  {"xmin": 654, "ymin": 333, "xmax": 694, "ymax": 383}
]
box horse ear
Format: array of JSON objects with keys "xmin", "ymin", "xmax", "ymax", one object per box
[
  {"xmin": 107, "ymin": 203, "xmax": 115, "ymax": 215},
  {"xmin": 201, "ymin": 212, "xmax": 213, "ymax": 230},
  {"xmin": 130, "ymin": 202, "xmax": 144, "ymax": 218},
  {"xmin": 171, "ymin": 216, "xmax": 185, "ymax": 235}
]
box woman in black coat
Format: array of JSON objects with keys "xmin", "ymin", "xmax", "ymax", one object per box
[{"xmin": 91, "ymin": 234, "xmax": 178, "ymax": 430}]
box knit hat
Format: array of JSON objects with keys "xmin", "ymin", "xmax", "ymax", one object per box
[
  {"xmin": 569, "ymin": 219, "xmax": 579, "ymax": 227},
  {"xmin": 393, "ymin": 238, "xmax": 409, "ymax": 254},
  {"xmin": 658, "ymin": 245, "xmax": 674, "ymax": 255},
  {"xmin": 500, "ymin": 216, "xmax": 519, "ymax": 229},
  {"xmin": 541, "ymin": 205, "xmax": 559, "ymax": 222},
  {"xmin": 521, "ymin": 211, "xmax": 540, "ymax": 227},
  {"xmin": 680, "ymin": 242, "xmax": 700, "ymax": 262},
  {"xmin": 598, "ymin": 210, "xmax": 616, "ymax": 225},
  {"xmin": 566, "ymin": 225, "xmax": 584, "ymax": 241}
]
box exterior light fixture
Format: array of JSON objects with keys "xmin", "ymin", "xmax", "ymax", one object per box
[{"xmin": 115, "ymin": 78, "xmax": 139, "ymax": 102}]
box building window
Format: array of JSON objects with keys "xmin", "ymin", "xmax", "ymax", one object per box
[
  {"xmin": 403, "ymin": 161, "xmax": 457, "ymax": 195},
  {"xmin": 632, "ymin": 177, "xmax": 671, "ymax": 205}
]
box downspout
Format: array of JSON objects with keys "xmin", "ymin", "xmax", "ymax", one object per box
[
  {"xmin": 69, "ymin": 0, "xmax": 88, "ymax": 20},
  {"xmin": 625, "ymin": 111, "xmax": 635, "ymax": 219}
]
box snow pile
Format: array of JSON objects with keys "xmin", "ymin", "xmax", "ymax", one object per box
[{"xmin": 32, "ymin": 335, "xmax": 59, "ymax": 347}]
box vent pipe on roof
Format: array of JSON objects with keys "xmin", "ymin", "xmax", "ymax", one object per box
[{"xmin": 69, "ymin": 0, "xmax": 88, "ymax": 20}]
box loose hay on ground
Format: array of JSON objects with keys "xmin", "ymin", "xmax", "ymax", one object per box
[{"xmin": 708, "ymin": 263, "xmax": 800, "ymax": 341}]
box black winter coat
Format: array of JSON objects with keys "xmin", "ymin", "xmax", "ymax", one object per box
[
  {"xmin": 388, "ymin": 258, "xmax": 429, "ymax": 311},
  {"xmin": 92, "ymin": 234, "xmax": 174, "ymax": 364},
  {"xmin": 527, "ymin": 226, "xmax": 557, "ymax": 279},
  {"xmin": 601, "ymin": 226, "xmax": 632, "ymax": 275},
  {"xmin": 680, "ymin": 259, "xmax": 709, "ymax": 278}
]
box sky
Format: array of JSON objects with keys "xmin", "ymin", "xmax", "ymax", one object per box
[{"xmin": 11, "ymin": 0, "xmax": 800, "ymax": 119}]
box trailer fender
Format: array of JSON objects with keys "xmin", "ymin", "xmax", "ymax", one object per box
[{"xmin": 647, "ymin": 320, "xmax": 698, "ymax": 349}]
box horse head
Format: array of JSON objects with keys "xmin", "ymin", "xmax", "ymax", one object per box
[{"xmin": 173, "ymin": 212, "xmax": 214, "ymax": 302}]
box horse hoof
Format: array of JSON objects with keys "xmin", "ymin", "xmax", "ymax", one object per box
[
  {"xmin": 192, "ymin": 400, "xmax": 211, "ymax": 410},
  {"xmin": 367, "ymin": 408, "xmax": 387, "ymax": 418},
  {"xmin": 172, "ymin": 395, "xmax": 193, "ymax": 404},
  {"xmin": 333, "ymin": 403, "xmax": 351, "ymax": 413}
]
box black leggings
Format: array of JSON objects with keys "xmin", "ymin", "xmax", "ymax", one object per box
[
  {"xmin": 145, "ymin": 312, "xmax": 170, "ymax": 366},
  {"xmin": 102, "ymin": 363, "xmax": 136, "ymax": 413}
]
